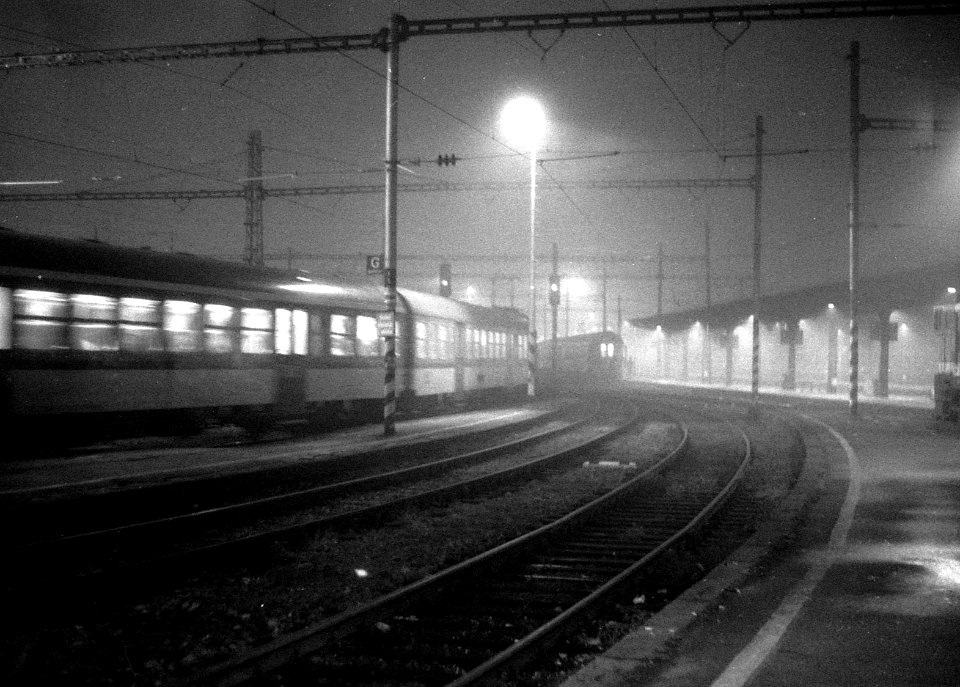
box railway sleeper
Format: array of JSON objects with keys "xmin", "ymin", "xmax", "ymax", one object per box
[
  {"xmin": 551, "ymin": 538, "xmax": 669, "ymax": 554},
  {"xmin": 293, "ymin": 651, "xmax": 469, "ymax": 686},
  {"xmin": 457, "ymin": 590, "xmax": 583, "ymax": 616},
  {"xmin": 524, "ymin": 560, "xmax": 631, "ymax": 578}
]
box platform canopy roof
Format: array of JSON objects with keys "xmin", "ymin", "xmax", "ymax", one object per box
[{"xmin": 629, "ymin": 260, "xmax": 960, "ymax": 331}]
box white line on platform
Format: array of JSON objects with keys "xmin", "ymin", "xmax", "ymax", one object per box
[{"xmin": 708, "ymin": 417, "xmax": 862, "ymax": 687}]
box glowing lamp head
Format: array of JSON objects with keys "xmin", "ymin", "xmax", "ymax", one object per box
[{"xmin": 500, "ymin": 96, "xmax": 547, "ymax": 152}]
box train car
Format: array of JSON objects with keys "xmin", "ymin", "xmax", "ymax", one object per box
[
  {"xmin": 934, "ymin": 302, "xmax": 960, "ymax": 421},
  {"xmin": 0, "ymin": 228, "xmax": 528, "ymax": 441},
  {"xmin": 537, "ymin": 330, "xmax": 624, "ymax": 389}
]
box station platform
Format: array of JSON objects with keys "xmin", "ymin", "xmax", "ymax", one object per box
[
  {"xmin": 564, "ymin": 385, "xmax": 960, "ymax": 687},
  {"xmin": 0, "ymin": 403, "xmax": 558, "ymax": 498}
]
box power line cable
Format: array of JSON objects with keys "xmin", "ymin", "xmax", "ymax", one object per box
[
  {"xmin": 600, "ymin": 0, "xmax": 722, "ymax": 161},
  {"xmin": 0, "ymin": 128, "xmax": 242, "ymax": 187}
]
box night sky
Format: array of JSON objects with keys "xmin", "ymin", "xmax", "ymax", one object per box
[{"xmin": 1, "ymin": 1, "xmax": 958, "ymax": 325}]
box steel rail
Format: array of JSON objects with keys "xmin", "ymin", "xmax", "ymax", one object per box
[
  {"xmin": 59, "ymin": 401, "xmax": 642, "ymax": 601},
  {"xmin": 182, "ymin": 403, "xmax": 684, "ymax": 686},
  {"xmin": 450, "ymin": 421, "xmax": 752, "ymax": 687},
  {"xmin": 8, "ymin": 402, "xmax": 604, "ymax": 585}
]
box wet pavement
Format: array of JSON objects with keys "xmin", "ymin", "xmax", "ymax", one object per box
[{"xmin": 565, "ymin": 393, "xmax": 960, "ymax": 687}]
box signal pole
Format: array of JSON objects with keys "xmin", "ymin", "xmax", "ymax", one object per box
[
  {"xmin": 381, "ymin": 15, "xmax": 402, "ymax": 436},
  {"xmin": 550, "ymin": 242, "xmax": 560, "ymax": 370},
  {"xmin": 243, "ymin": 130, "xmax": 264, "ymax": 266},
  {"xmin": 751, "ymin": 115, "xmax": 764, "ymax": 404}
]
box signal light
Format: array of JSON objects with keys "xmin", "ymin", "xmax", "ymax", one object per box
[
  {"xmin": 439, "ymin": 262, "xmax": 452, "ymax": 297},
  {"xmin": 548, "ymin": 274, "xmax": 560, "ymax": 306}
]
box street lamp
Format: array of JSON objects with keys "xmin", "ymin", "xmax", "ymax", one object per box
[{"xmin": 500, "ymin": 95, "xmax": 547, "ymax": 396}]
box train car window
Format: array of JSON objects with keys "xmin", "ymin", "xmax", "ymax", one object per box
[
  {"xmin": 428, "ymin": 322, "xmax": 440, "ymax": 359},
  {"xmin": 275, "ymin": 308, "xmax": 292, "ymax": 354},
  {"xmin": 119, "ymin": 298, "xmax": 163, "ymax": 352},
  {"xmin": 71, "ymin": 294, "xmax": 119, "ymax": 351},
  {"xmin": 330, "ymin": 314, "xmax": 356, "ymax": 356},
  {"xmin": 308, "ymin": 313, "xmax": 325, "ymax": 356},
  {"xmin": 415, "ymin": 321, "xmax": 427, "ymax": 359},
  {"xmin": 356, "ymin": 315, "xmax": 380, "ymax": 357},
  {"xmin": 240, "ymin": 307, "xmax": 273, "ymax": 354},
  {"xmin": 437, "ymin": 323, "xmax": 449, "ymax": 359},
  {"xmin": 163, "ymin": 300, "xmax": 202, "ymax": 352},
  {"xmin": 13, "ymin": 290, "xmax": 69, "ymax": 349},
  {"xmin": 203, "ymin": 304, "xmax": 237, "ymax": 354},
  {"xmin": 292, "ymin": 309, "xmax": 308, "ymax": 355},
  {"xmin": 0, "ymin": 287, "xmax": 11, "ymax": 349},
  {"xmin": 274, "ymin": 308, "xmax": 308, "ymax": 355}
]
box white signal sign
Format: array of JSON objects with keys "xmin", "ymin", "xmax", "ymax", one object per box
[{"xmin": 366, "ymin": 254, "xmax": 384, "ymax": 274}]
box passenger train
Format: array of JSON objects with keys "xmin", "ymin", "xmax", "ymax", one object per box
[
  {"xmin": 0, "ymin": 228, "xmax": 529, "ymax": 441},
  {"xmin": 537, "ymin": 330, "xmax": 624, "ymax": 388}
]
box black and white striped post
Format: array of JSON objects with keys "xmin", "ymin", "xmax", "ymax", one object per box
[{"xmin": 381, "ymin": 15, "xmax": 403, "ymax": 436}]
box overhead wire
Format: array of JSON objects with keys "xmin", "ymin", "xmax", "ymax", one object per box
[{"xmin": 600, "ymin": 0, "xmax": 723, "ymax": 161}]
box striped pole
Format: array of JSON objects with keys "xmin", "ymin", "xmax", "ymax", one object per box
[
  {"xmin": 528, "ymin": 330, "xmax": 537, "ymax": 396},
  {"xmin": 751, "ymin": 115, "xmax": 763, "ymax": 404},
  {"xmin": 382, "ymin": 16, "xmax": 401, "ymax": 436},
  {"xmin": 383, "ymin": 279, "xmax": 397, "ymax": 436}
]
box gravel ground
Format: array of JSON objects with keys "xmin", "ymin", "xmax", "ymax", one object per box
[{"xmin": 5, "ymin": 421, "xmax": 681, "ymax": 686}]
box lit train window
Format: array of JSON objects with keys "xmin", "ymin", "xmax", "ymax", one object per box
[
  {"xmin": 14, "ymin": 289, "xmax": 69, "ymax": 318},
  {"xmin": 0, "ymin": 287, "xmax": 10, "ymax": 349},
  {"xmin": 293, "ymin": 309, "xmax": 307, "ymax": 355},
  {"xmin": 119, "ymin": 298, "xmax": 162, "ymax": 352},
  {"xmin": 330, "ymin": 314, "xmax": 355, "ymax": 356},
  {"xmin": 437, "ymin": 323, "xmax": 449, "ymax": 359},
  {"xmin": 274, "ymin": 308, "xmax": 308, "ymax": 356},
  {"xmin": 164, "ymin": 300, "xmax": 201, "ymax": 352},
  {"xmin": 203, "ymin": 304, "xmax": 237, "ymax": 354},
  {"xmin": 13, "ymin": 290, "xmax": 69, "ymax": 349},
  {"xmin": 415, "ymin": 321, "xmax": 428, "ymax": 358},
  {"xmin": 240, "ymin": 307, "xmax": 273, "ymax": 354},
  {"xmin": 275, "ymin": 308, "xmax": 292, "ymax": 354},
  {"xmin": 71, "ymin": 294, "xmax": 119, "ymax": 351},
  {"xmin": 427, "ymin": 322, "xmax": 439, "ymax": 359},
  {"xmin": 357, "ymin": 315, "xmax": 380, "ymax": 357}
]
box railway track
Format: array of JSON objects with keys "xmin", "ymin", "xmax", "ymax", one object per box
[
  {"xmin": 184, "ymin": 414, "xmax": 753, "ymax": 687},
  {"xmin": 2, "ymin": 403, "xmax": 568, "ymax": 538},
  {"xmin": 5, "ymin": 399, "xmax": 640, "ymax": 596}
]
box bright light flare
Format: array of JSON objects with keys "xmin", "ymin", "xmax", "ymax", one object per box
[
  {"xmin": 500, "ymin": 96, "xmax": 547, "ymax": 152},
  {"xmin": 563, "ymin": 277, "xmax": 590, "ymax": 298}
]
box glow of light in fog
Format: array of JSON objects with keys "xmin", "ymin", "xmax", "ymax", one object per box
[
  {"xmin": 563, "ymin": 277, "xmax": 590, "ymax": 298},
  {"xmin": 500, "ymin": 96, "xmax": 547, "ymax": 152}
]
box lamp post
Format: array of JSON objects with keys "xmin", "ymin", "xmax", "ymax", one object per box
[{"xmin": 500, "ymin": 96, "xmax": 547, "ymax": 397}]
